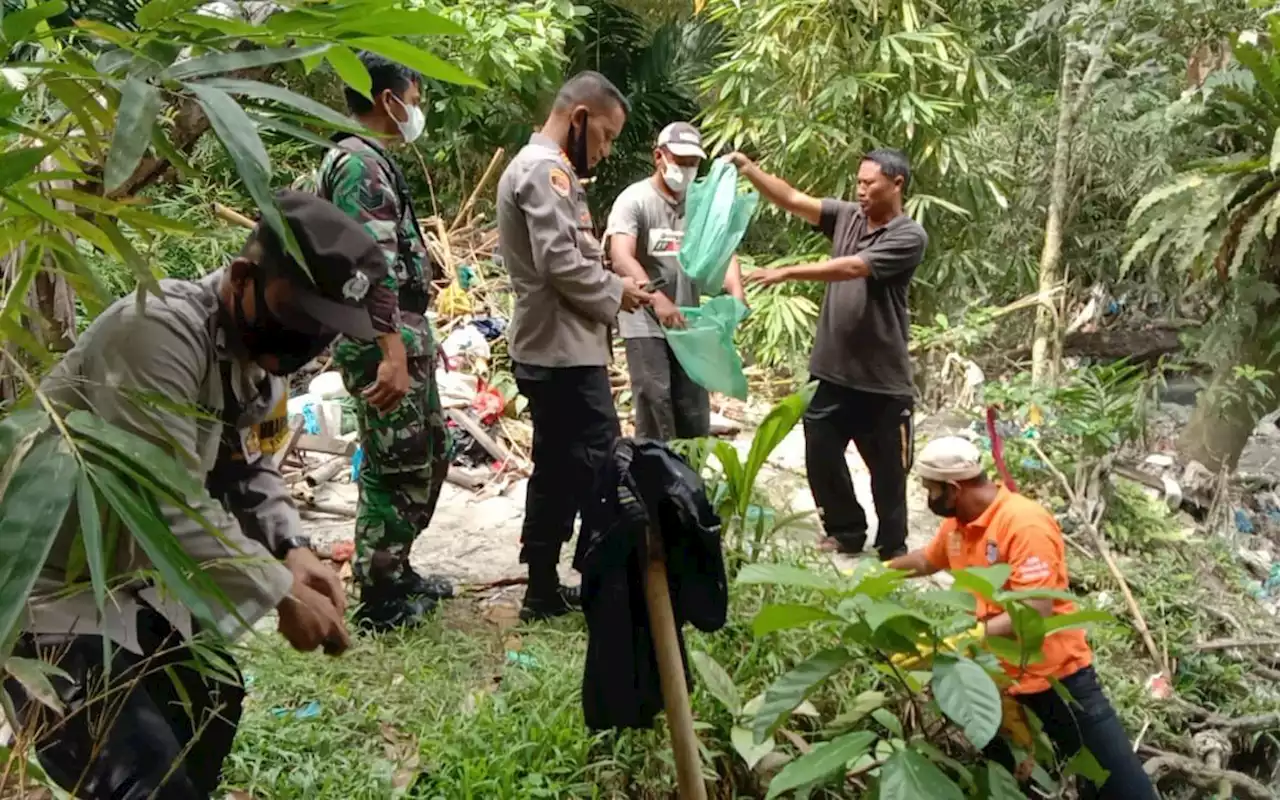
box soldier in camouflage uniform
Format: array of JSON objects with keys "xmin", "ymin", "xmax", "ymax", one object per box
[{"xmin": 316, "ymin": 52, "xmax": 452, "ymax": 631}]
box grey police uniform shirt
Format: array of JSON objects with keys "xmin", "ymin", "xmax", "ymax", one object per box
[
  {"xmin": 497, "ymin": 133, "xmax": 624, "ymax": 368},
  {"xmin": 606, "ymin": 177, "xmax": 698, "ymax": 339},
  {"xmin": 28, "ymin": 271, "xmax": 295, "ymax": 653}
]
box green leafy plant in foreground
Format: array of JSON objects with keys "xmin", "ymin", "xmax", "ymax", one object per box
[{"xmin": 692, "ymin": 559, "xmax": 1115, "ymax": 798}]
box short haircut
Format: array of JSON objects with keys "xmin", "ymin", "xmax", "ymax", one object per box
[
  {"xmin": 344, "ymin": 52, "xmax": 422, "ymax": 115},
  {"xmin": 863, "ymin": 148, "xmax": 911, "ymax": 193},
  {"xmin": 553, "ymin": 70, "xmax": 631, "ymax": 116}
]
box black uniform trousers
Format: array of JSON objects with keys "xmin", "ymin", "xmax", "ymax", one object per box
[
  {"xmin": 624, "ymin": 337, "xmax": 710, "ymax": 441},
  {"xmin": 985, "ymin": 666, "xmax": 1158, "ymax": 799},
  {"xmin": 802, "ymin": 379, "xmax": 913, "ymax": 558},
  {"xmin": 515, "ymin": 363, "xmax": 621, "ymax": 566},
  {"xmin": 3, "ymin": 608, "xmax": 243, "ymax": 800}
]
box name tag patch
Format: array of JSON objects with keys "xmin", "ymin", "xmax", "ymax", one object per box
[{"xmin": 648, "ymin": 228, "xmax": 683, "ymax": 257}]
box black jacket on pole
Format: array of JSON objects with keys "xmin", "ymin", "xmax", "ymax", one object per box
[{"xmin": 574, "ymin": 438, "xmax": 727, "ymax": 731}]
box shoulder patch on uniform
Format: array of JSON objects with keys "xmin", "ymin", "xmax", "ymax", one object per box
[
  {"xmin": 548, "ymin": 167, "xmax": 572, "ymax": 198},
  {"xmin": 343, "ymin": 271, "xmax": 371, "ymax": 302}
]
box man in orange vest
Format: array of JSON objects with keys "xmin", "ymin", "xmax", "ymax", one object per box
[{"xmin": 888, "ymin": 436, "xmax": 1156, "ymax": 799}]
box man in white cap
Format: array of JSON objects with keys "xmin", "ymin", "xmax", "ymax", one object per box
[
  {"xmin": 606, "ymin": 122, "xmax": 745, "ymax": 440},
  {"xmin": 887, "ymin": 436, "xmax": 1156, "ymax": 799}
]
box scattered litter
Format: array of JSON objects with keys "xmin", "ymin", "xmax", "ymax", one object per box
[
  {"xmin": 308, "ymin": 371, "xmax": 348, "ymax": 400},
  {"xmin": 1235, "ymin": 509, "xmax": 1256, "ymax": 534},
  {"xmin": 351, "ymin": 445, "xmax": 364, "ymax": 482},
  {"xmin": 1145, "ymin": 673, "xmax": 1173, "ymax": 700},
  {"xmin": 470, "ymin": 315, "xmax": 506, "ymax": 340},
  {"xmin": 442, "ymin": 325, "xmax": 491, "ymax": 367},
  {"xmin": 329, "ymin": 540, "xmax": 355, "ymax": 563},
  {"xmin": 271, "ymin": 700, "xmax": 321, "ymax": 720},
  {"xmin": 506, "ymin": 651, "xmax": 539, "ymax": 669}
]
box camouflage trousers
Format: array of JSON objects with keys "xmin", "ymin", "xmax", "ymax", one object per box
[{"xmin": 332, "ymin": 329, "xmax": 451, "ymax": 593}]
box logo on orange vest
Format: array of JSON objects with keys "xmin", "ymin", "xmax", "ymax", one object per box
[{"xmin": 986, "ymin": 539, "xmax": 999, "ymax": 565}]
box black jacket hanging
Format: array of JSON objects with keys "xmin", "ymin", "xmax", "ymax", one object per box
[{"xmin": 574, "ymin": 438, "xmax": 727, "ymax": 731}]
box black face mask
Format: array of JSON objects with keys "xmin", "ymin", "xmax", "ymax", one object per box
[
  {"xmin": 567, "ymin": 110, "xmax": 592, "ymax": 178},
  {"xmin": 234, "ymin": 276, "xmax": 331, "ymax": 376},
  {"xmin": 927, "ymin": 485, "xmax": 958, "ymax": 518}
]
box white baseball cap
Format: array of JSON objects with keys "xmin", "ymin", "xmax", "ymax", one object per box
[
  {"xmin": 657, "ymin": 122, "xmax": 706, "ymax": 159},
  {"xmin": 917, "ymin": 436, "xmax": 984, "ymax": 482}
]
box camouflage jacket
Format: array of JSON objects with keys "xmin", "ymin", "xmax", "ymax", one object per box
[{"xmin": 318, "ymin": 135, "xmax": 438, "ymax": 356}]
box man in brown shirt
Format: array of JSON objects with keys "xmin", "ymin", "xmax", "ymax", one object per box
[{"xmin": 731, "ymin": 149, "xmax": 927, "ymax": 559}]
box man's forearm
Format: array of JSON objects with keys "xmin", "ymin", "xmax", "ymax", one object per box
[
  {"xmin": 723, "ymin": 255, "xmax": 745, "ymax": 300},
  {"xmin": 611, "ymin": 253, "xmax": 650, "ymax": 285},
  {"xmin": 780, "ymin": 257, "xmax": 870, "ymax": 283},
  {"xmin": 739, "ymin": 162, "xmax": 799, "ymax": 209},
  {"xmin": 886, "ymin": 550, "xmax": 938, "ymax": 578},
  {"xmin": 378, "ymin": 330, "xmax": 407, "ymax": 366}
]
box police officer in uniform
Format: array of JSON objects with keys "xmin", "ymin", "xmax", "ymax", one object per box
[
  {"xmin": 497, "ymin": 71, "xmax": 652, "ymax": 621},
  {"xmin": 5, "ymin": 192, "xmax": 382, "ymax": 800}
]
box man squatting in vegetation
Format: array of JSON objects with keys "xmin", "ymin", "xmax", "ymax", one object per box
[
  {"xmin": 316, "ymin": 53, "xmax": 454, "ymax": 632},
  {"xmin": 497, "ymin": 71, "xmax": 654, "ymax": 621},
  {"xmin": 4, "ymin": 193, "xmax": 378, "ymax": 799},
  {"xmin": 728, "ymin": 149, "xmax": 927, "ymax": 561},
  {"xmin": 891, "ymin": 436, "xmax": 1158, "ymax": 799},
  {"xmin": 606, "ymin": 122, "xmax": 745, "ymax": 439}
]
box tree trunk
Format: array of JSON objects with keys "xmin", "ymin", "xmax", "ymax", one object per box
[
  {"xmin": 1178, "ymin": 334, "xmax": 1280, "ymax": 473},
  {"xmin": 1030, "ymin": 24, "xmax": 1117, "ymax": 387}
]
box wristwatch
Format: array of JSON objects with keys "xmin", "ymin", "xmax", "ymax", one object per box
[{"xmin": 275, "ymin": 535, "xmax": 313, "ymax": 560}]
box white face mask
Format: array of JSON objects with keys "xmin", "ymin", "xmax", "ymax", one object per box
[
  {"xmin": 391, "ymin": 95, "xmax": 425, "ymax": 144},
  {"xmin": 661, "ymin": 158, "xmax": 698, "ymax": 194}
]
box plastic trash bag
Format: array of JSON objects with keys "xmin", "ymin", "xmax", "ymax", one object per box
[
  {"xmin": 666, "ymin": 295, "xmax": 751, "ymax": 400},
  {"xmin": 679, "ymin": 160, "xmax": 759, "ymax": 295}
]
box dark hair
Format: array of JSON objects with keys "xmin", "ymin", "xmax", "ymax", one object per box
[
  {"xmin": 553, "ymin": 70, "xmax": 631, "ymax": 116},
  {"xmin": 344, "ymin": 52, "xmax": 422, "ymax": 115},
  {"xmin": 863, "ymin": 148, "xmax": 911, "ymax": 193}
]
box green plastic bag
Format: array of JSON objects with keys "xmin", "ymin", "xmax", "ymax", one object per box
[
  {"xmin": 666, "ymin": 295, "xmax": 751, "ymax": 400},
  {"xmin": 679, "ymin": 160, "xmax": 759, "ymax": 295}
]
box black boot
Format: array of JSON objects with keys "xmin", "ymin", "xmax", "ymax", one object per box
[
  {"xmin": 520, "ymin": 559, "xmax": 581, "ymax": 622},
  {"xmin": 354, "ymin": 579, "xmax": 436, "ymax": 633},
  {"xmin": 400, "ymin": 571, "xmax": 455, "ymax": 601}
]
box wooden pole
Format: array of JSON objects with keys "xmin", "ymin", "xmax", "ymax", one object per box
[
  {"xmin": 212, "ymin": 202, "xmax": 255, "ymax": 229},
  {"xmin": 642, "ymin": 526, "xmax": 707, "ymax": 800}
]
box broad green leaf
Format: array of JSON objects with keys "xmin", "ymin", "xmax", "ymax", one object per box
[
  {"xmin": 3, "ymin": 656, "xmax": 70, "ymax": 713},
  {"xmin": 332, "ymin": 8, "xmax": 465, "ymax": 37},
  {"xmin": 862, "ymin": 599, "xmax": 930, "ymax": 634},
  {"xmin": 1, "ymin": 0, "xmax": 67, "ymax": 43},
  {"xmin": 77, "ymin": 471, "xmax": 108, "ymax": 612},
  {"xmin": 162, "ymin": 44, "xmax": 330, "ymax": 82},
  {"xmin": 879, "ymin": 749, "xmax": 964, "ymax": 800},
  {"xmin": 0, "ymin": 146, "xmax": 52, "ymax": 191},
  {"xmin": 736, "ymin": 563, "xmax": 837, "ymax": 593},
  {"xmin": 326, "ymin": 45, "xmax": 371, "ymax": 99},
  {"xmin": 351, "ymin": 37, "xmax": 484, "ymax": 88},
  {"xmin": 930, "ymin": 656, "xmax": 1002, "ymax": 748},
  {"xmin": 189, "ymin": 83, "xmax": 304, "ymax": 266},
  {"xmin": 741, "ymin": 382, "xmax": 815, "ymax": 508},
  {"xmin": 1042, "ymin": 609, "xmax": 1113, "ymax": 634},
  {"xmin": 994, "ymin": 588, "xmax": 1079, "ymax": 604},
  {"xmin": 87, "ymin": 464, "xmax": 225, "ymax": 631},
  {"xmin": 870, "ymin": 707, "xmax": 904, "ymax": 738},
  {"xmin": 191, "ymin": 78, "xmax": 353, "ymax": 128},
  {"xmin": 765, "ymin": 731, "xmax": 875, "ymax": 799},
  {"xmin": 136, "ymin": 0, "xmax": 204, "ymax": 29},
  {"xmin": 690, "ymin": 650, "xmax": 740, "ymax": 715},
  {"xmin": 0, "ymin": 409, "xmax": 48, "ymax": 470},
  {"xmin": 753, "ymin": 648, "xmax": 850, "ymax": 744},
  {"xmin": 918, "ymin": 589, "xmax": 977, "ymax": 612},
  {"xmin": 731, "ymin": 725, "xmax": 774, "ymax": 770},
  {"xmin": 0, "ymin": 436, "xmax": 78, "ymax": 650},
  {"xmin": 753, "ymin": 603, "xmax": 842, "ymax": 636},
  {"xmin": 950, "ymin": 564, "xmax": 1010, "ymax": 601},
  {"xmin": 106, "ymin": 76, "xmax": 162, "ymax": 192},
  {"xmin": 984, "ymin": 634, "xmax": 1024, "ymax": 664},
  {"xmin": 827, "ymin": 690, "xmax": 885, "ymax": 730},
  {"xmin": 984, "ymin": 762, "xmax": 1027, "ymax": 799},
  {"xmin": 249, "ymin": 113, "xmax": 343, "ymax": 152},
  {"xmin": 1065, "ymin": 747, "xmax": 1110, "ymax": 786}
]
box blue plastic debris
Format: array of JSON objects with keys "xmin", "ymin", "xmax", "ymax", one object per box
[
  {"xmin": 271, "ymin": 700, "xmax": 321, "ymax": 720},
  {"xmin": 1235, "ymin": 509, "xmax": 1256, "ymax": 534},
  {"xmin": 506, "ymin": 651, "xmax": 539, "ymax": 669},
  {"xmin": 301, "ymin": 403, "xmax": 320, "ymax": 435},
  {"xmin": 351, "ymin": 445, "xmax": 364, "ymax": 482}
]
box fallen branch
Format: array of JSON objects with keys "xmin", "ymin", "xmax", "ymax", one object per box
[
  {"xmin": 450, "ymin": 148, "xmax": 505, "ymax": 233},
  {"xmin": 1191, "ymin": 638, "xmax": 1280, "ymax": 653},
  {"xmin": 1191, "ymin": 711, "xmax": 1280, "ymax": 734},
  {"xmin": 212, "ymin": 202, "xmax": 255, "ymax": 229},
  {"xmin": 447, "ymin": 409, "xmax": 520, "ymax": 470},
  {"xmin": 1027, "ymin": 440, "xmax": 1172, "ymax": 684},
  {"xmin": 1142, "ymin": 749, "xmax": 1273, "ymax": 799}
]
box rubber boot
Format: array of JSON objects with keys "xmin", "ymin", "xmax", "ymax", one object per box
[
  {"xmin": 520, "ymin": 558, "xmax": 581, "ymax": 623},
  {"xmin": 354, "ymin": 577, "xmax": 435, "ymax": 633}
]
